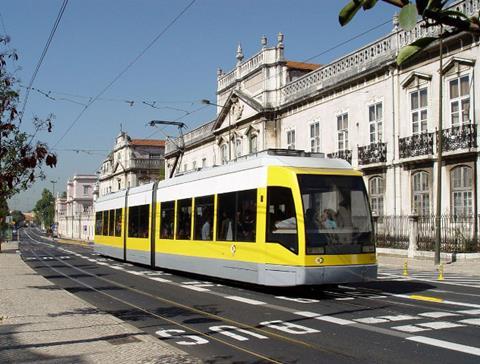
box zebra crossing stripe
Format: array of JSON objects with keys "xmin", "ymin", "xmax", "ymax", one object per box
[{"xmin": 407, "ymin": 336, "xmax": 480, "ymax": 356}]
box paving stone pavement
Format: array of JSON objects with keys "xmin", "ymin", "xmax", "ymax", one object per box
[
  {"xmin": 377, "ymin": 253, "xmax": 480, "ymax": 276},
  {"xmin": 0, "ymin": 241, "xmax": 201, "ymax": 364}
]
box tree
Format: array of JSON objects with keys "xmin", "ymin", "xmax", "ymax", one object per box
[
  {"xmin": 10, "ymin": 210, "xmax": 25, "ymax": 227},
  {"xmin": 339, "ymin": 0, "xmax": 480, "ymax": 64},
  {"xmin": 33, "ymin": 189, "xmax": 54, "ymax": 230},
  {"xmin": 0, "ymin": 198, "xmax": 8, "ymax": 252},
  {"xmin": 0, "ymin": 36, "xmax": 57, "ymax": 202}
]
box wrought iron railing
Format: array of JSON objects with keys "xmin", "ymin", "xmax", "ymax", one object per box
[
  {"xmin": 374, "ymin": 214, "xmax": 480, "ymax": 253},
  {"xmin": 374, "ymin": 215, "xmax": 409, "ymax": 250},
  {"xmin": 358, "ymin": 142, "xmax": 387, "ymax": 165},
  {"xmin": 441, "ymin": 124, "xmax": 477, "ymax": 152},
  {"xmin": 327, "ymin": 149, "xmax": 352, "ymax": 164},
  {"xmin": 417, "ymin": 214, "xmax": 479, "ymax": 253},
  {"xmin": 399, "ymin": 132, "xmax": 434, "ymax": 159}
]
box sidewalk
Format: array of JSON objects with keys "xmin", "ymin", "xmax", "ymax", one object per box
[
  {"xmin": 0, "ymin": 241, "xmax": 201, "ymax": 364},
  {"xmin": 377, "ymin": 251, "xmax": 480, "ymax": 276}
]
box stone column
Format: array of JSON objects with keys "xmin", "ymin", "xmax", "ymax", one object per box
[{"xmin": 408, "ymin": 214, "xmax": 419, "ymax": 258}]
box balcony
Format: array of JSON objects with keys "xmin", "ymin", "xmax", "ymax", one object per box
[
  {"xmin": 358, "ymin": 142, "xmax": 387, "ymax": 165},
  {"xmin": 441, "ymin": 124, "xmax": 477, "ymax": 152},
  {"xmin": 399, "ymin": 132, "xmax": 434, "ymax": 159},
  {"xmin": 327, "ymin": 149, "xmax": 352, "ymax": 164},
  {"xmin": 130, "ymin": 158, "xmax": 163, "ymax": 170}
]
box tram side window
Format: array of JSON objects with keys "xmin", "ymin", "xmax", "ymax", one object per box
[
  {"xmin": 176, "ymin": 198, "xmax": 192, "ymax": 240},
  {"xmin": 217, "ymin": 189, "xmax": 257, "ymax": 242},
  {"xmin": 108, "ymin": 209, "xmax": 115, "ymax": 236},
  {"xmin": 114, "ymin": 208, "xmax": 122, "ymax": 237},
  {"xmin": 266, "ymin": 187, "xmax": 298, "ymax": 254},
  {"xmin": 95, "ymin": 211, "xmax": 103, "ymax": 235},
  {"xmin": 194, "ymin": 195, "xmax": 214, "ymax": 241},
  {"xmin": 128, "ymin": 204, "xmax": 149, "ymax": 238},
  {"xmin": 160, "ymin": 201, "xmax": 175, "ymax": 239},
  {"xmin": 102, "ymin": 210, "xmax": 109, "ymax": 236}
]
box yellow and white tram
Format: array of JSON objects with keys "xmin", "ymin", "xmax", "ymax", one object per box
[{"xmin": 94, "ymin": 149, "xmax": 377, "ymax": 286}]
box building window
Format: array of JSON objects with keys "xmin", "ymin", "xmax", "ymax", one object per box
[
  {"xmin": 451, "ymin": 166, "xmax": 473, "ymax": 216},
  {"xmin": 368, "ymin": 102, "xmax": 383, "ymax": 143},
  {"xmin": 83, "ymin": 185, "xmax": 91, "ymax": 195},
  {"xmin": 183, "ymin": 164, "xmax": 188, "ymax": 172},
  {"xmin": 249, "ymin": 134, "xmax": 258, "ymax": 154},
  {"xmin": 117, "ymin": 179, "xmax": 121, "ymax": 190},
  {"xmin": 235, "ymin": 138, "xmax": 242, "ymax": 158},
  {"xmin": 410, "ymin": 88, "xmax": 428, "ymax": 134},
  {"xmin": 449, "ymin": 75, "xmax": 470, "ymax": 126},
  {"xmin": 369, "ymin": 176, "xmax": 384, "ymax": 216},
  {"xmin": 337, "ymin": 113, "xmax": 348, "ymax": 151},
  {"xmin": 310, "ymin": 122, "xmax": 320, "ymax": 152},
  {"xmin": 202, "ymin": 158, "xmax": 206, "ymax": 168},
  {"xmin": 412, "ymin": 171, "xmax": 430, "ymax": 215},
  {"xmin": 287, "ymin": 130, "xmax": 295, "ymax": 149},
  {"xmin": 220, "ymin": 144, "xmax": 228, "ymax": 164},
  {"xmin": 192, "ymin": 160, "xmax": 197, "ymax": 170}
]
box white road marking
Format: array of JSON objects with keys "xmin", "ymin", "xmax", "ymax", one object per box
[
  {"xmin": 225, "ymin": 296, "xmax": 266, "ymax": 305},
  {"xmin": 111, "ymin": 265, "xmax": 124, "ymax": 270},
  {"xmin": 458, "ymin": 309, "xmax": 480, "ymax": 315},
  {"xmin": 97, "ymin": 262, "xmax": 108, "ymax": 266},
  {"xmin": 181, "ymin": 285, "xmax": 210, "ymax": 292},
  {"xmin": 417, "ymin": 321, "xmax": 465, "ymax": 330},
  {"xmin": 149, "ymin": 277, "xmax": 171, "ymax": 283},
  {"xmin": 459, "ymin": 318, "xmax": 480, "ymax": 326},
  {"xmin": 407, "ymin": 336, "xmax": 480, "ymax": 356},
  {"xmin": 355, "ymin": 315, "xmax": 419, "ymax": 324},
  {"xmin": 276, "ymin": 296, "xmax": 320, "ymax": 304},
  {"xmin": 355, "ymin": 317, "xmax": 388, "ymax": 324},
  {"xmin": 394, "ymin": 294, "xmax": 480, "ymax": 308},
  {"xmin": 127, "ymin": 271, "xmax": 144, "ymax": 276},
  {"xmin": 334, "ymin": 297, "xmax": 355, "ymax": 301},
  {"xmin": 419, "ymin": 312, "xmax": 459, "ymax": 318},
  {"xmin": 392, "ymin": 325, "xmax": 429, "ymax": 333},
  {"xmin": 295, "ymin": 311, "xmax": 354, "ymax": 325}
]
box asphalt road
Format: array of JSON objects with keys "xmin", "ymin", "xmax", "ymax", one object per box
[{"xmin": 18, "ymin": 227, "xmax": 480, "ymax": 363}]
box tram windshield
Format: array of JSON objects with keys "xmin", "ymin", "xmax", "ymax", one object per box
[{"xmin": 298, "ymin": 174, "xmax": 374, "ymax": 255}]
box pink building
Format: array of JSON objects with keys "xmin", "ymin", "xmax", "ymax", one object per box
[{"xmin": 55, "ymin": 174, "xmax": 97, "ymax": 241}]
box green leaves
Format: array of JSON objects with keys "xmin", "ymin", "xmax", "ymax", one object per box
[
  {"xmin": 396, "ymin": 37, "xmax": 436, "ymax": 65},
  {"xmin": 399, "ymin": 3, "xmax": 418, "ymax": 31},
  {"xmin": 339, "ymin": 1, "xmax": 363, "ymax": 26}
]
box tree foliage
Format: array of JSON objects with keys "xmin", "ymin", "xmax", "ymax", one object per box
[
  {"xmin": 33, "ymin": 189, "xmax": 54, "ymax": 229},
  {"xmin": 0, "ymin": 36, "xmax": 57, "ymax": 205},
  {"xmin": 339, "ymin": 0, "xmax": 480, "ymax": 64}
]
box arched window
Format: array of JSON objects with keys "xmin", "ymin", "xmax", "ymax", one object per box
[
  {"xmin": 235, "ymin": 138, "xmax": 242, "ymax": 158},
  {"xmin": 451, "ymin": 166, "xmax": 473, "ymax": 216},
  {"xmin": 412, "ymin": 171, "xmax": 430, "ymax": 215},
  {"xmin": 249, "ymin": 134, "xmax": 258, "ymax": 154},
  {"xmin": 220, "ymin": 144, "xmax": 228, "ymax": 165},
  {"xmin": 369, "ymin": 176, "xmax": 384, "ymax": 216}
]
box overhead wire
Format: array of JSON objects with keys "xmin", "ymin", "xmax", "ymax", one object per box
[
  {"xmin": 19, "ymin": 0, "xmax": 69, "ymax": 124},
  {"xmin": 52, "ymin": 0, "xmax": 197, "ymax": 149}
]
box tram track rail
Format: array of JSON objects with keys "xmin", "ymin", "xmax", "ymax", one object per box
[{"xmin": 21, "ymin": 229, "xmax": 360, "ymax": 363}]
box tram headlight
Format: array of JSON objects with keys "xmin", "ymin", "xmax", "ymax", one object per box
[{"xmin": 362, "ymin": 245, "xmax": 375, "ymax": 253}]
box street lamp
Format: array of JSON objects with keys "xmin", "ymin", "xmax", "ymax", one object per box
[
  {"xmin": 201, "ymin": 98, "xmax": 234, "ymax": 163},
  {"xmin": 50, "ymin": 179, "xmax": 58, "ymax": 197}
]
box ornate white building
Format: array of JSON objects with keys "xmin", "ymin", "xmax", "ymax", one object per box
[
  {"xmin": 55, "ymin": 174, "xmax": 97, "ymax": 241},
  {"xmin": 165, "ymin": 0, "xmax": 479, "ymax": 219},
  {"xmin": 98, "ymin": 132, "xmax": 165, "ymax": 197}
]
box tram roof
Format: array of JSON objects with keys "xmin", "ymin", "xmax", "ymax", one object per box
[
  {"xmin": 96, "ymin": 150, "xmax": 355, "ymax": 203},
  {"xmin": 157, "ymin": 149, "xmax": 353, "ymax": 189}
]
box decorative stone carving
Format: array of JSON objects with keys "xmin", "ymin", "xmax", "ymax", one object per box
[{"xmin": 230, "ymin": 98, "xmax": 244, "ymax": 121}]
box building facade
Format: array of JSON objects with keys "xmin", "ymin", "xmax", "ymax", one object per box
[
  {"xmin": 98, "ymin": 132, "xmax": 165, "ymax": 197},
  {"xmin": 165, "ymin": 0, "xmax": 479, "ymax": 220},
  {"xmin": 55, "ymin": 174, "xmax": 97, "ymax": 241}
]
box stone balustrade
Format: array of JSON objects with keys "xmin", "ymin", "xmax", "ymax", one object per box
[{"xmin": 282, "ymin": 0, "xmax": 479, "ymax": 103}]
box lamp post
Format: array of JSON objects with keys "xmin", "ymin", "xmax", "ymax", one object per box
[
  {"xmin": 201, "ymin": 99, "xmax": 233, "ymax": 162},
  {"xmin": 50, "ymin": 180, "xmax": 57, "ymax": 197}
]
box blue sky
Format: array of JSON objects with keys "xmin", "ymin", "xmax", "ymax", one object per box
[{"xmin": 4, "ymin": 0, "xmax": 396, "ymax": 211}]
